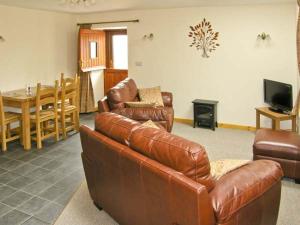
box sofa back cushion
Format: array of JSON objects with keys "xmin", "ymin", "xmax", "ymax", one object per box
[
  {"xmin": 129, "ymin": 126, "xmax": 216, "ymax": 191},
  {"xmin": 107, "ymin": 78, "xmax": 138, "ymax": 110},
  {"xmin": 95, "ymin": 112, "xmax": 140, "ymax": 146}
]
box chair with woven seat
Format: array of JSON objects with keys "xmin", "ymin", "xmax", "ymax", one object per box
[
  {"xmin": 59, "ymin": 74, "xmax": 80, "ymax": 139},
  {"xmin": 0, "ymin": 92, "xmax": 22, "ymax": 151},
  {"xmin": 31, "ymin": 81, "xmax": 59, "ymax": 149}
]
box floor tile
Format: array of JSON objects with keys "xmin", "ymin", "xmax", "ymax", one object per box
[
  {"xmin": 1, "ymin": 191, "xmax": 32, "ymax": 207},
  {"xmin": 39, "ymin": 171, "xmax": 62, "ymax": 184},
  {"xmin": 25, "ymin": 168, "xmax": 50, "ymax": 179},
  {"xmin": 41, "ymin": 160, "xmax": 64, "ymax": 170},
  {"xmin": 0, "ymin": 172, "xmax": 20, "ymax": 184},
  {"xmin": 29, "ymin": 157, "xmax": 52, "ymax": 167},
  {"xmin": 2, "ymin": 151, "xmax": 30, "ymax": 160},
  {"xmin": 17, "ymin": 197, "xmax": 50, "ymax": 216},
  {"xmin": 38, "ymin": 185, "xmax": 65, "ymax": 201},
  {"xmin": 6, "ymin": 176, "xmax": 35, "ymax": 189},
  {"xmin": 18, "ymin": 154, "xmax": 39, "ymax": 162},
  {"xmin": 0, "ymin": 160, "xmax": 24, "ymax": 171},
  {"xmin": 0, "ymin": 185, "xmax": 16, "ymax": 201},
  {"xmin": 0, "ymin": 169, "xmax": 7, "ymax": 176},
  {"xmin": 21, "ymin": 181, "xmax": 50, "ymax": 195},
  {"xmin": 34, "ymin": 202, "xmax": 63, "ymax": 224},
  {"xmin": 0, "ymin": 203, "xmax": 12, "ymax": 217},
  {"xmin": 21, "ymin": 217, "xmax": 50, "ymax": 225},
  {"xmin": 0, "ymin": 209, "xmax": 30, "ymax": 225},
  {"xmin": 54, "ymin": 187, "xmax": 77, "ymax": 206},
  {"xmin": 11, "ymin": 164, "xmax": 38, "ymax": 176}
]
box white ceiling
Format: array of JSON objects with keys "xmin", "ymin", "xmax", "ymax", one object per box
[{"xmin": 0, "ymin": 0, "xmax": 295, "ymax": 14}]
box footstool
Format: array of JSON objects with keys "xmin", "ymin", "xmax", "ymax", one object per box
[{"xmin": 253, "ymin": 129, "xmax": 300, "ymax": 183}]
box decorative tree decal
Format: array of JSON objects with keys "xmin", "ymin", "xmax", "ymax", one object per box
[{"xmin": 188, "ymin": 18, "xmax": 220, "ymax": 58}]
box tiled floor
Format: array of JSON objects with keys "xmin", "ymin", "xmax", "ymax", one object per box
[{"xmin": 0, "ymin": 113, "xmax": 94, "ymax": 225}]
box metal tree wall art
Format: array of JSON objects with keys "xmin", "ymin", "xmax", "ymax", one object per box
[{"xmin": 188, "ymin": 18, "xmax": 220, "ymax": 58}]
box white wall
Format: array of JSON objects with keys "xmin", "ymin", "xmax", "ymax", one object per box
[
  {"xmin": 78, "ymin": 3, "xmax": 298, "ymax": 127},
  {"xmin": 0, "ymin": 5, "xmax": 77, "ymax": 91}
]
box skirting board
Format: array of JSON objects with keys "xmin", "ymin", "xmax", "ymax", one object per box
[{"xmin": 174, "ymin": 118, "xmax": 256, "ymax": 131}]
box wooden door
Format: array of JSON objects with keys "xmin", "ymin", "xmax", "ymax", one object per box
[
  {"xmin": 103, "ymin": 29, "xmax": 128, "ymax": 94},
  {"xmin": 79, "ymin": 29, "xmax": 106, "ymax": 71},
  {"xmin": 104, "ymin": 69, "xmax": 128, "ymax": 94}
]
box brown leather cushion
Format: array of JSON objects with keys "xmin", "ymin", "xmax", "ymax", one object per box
[
  {"xmin": 129, "ymin": 126, "xmax": 216, "ymax": 191},
  {"xmin": 107, "ymin": 78, "xmax": 138, "ymax": 110},
  {"xmin": 254, "ymin": 129, "xmax": 300, "ymax": 161},
  {"xmin": 95, "ymin": 112, "xmax": 140, "ymax": 146}
]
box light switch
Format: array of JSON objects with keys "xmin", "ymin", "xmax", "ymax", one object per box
[{"xmin": 135, "ymin": 61, "xmax": 143, "ymax": 67}]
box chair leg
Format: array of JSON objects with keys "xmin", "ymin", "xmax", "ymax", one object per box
[
  {"xmin": 19, "ymin": 120, "xmax": 23, "ymax": 146},
  {"xmin": 1, "ymin": 125, "xmax": 7, "ymax": 151},
  {"xmin": 36, "ymin": 122, "xmax": 42, "ymax": 149},
  {"xmin": 6, "ymin": 124, "xmax": 11, "ymax": 138},
  {"xmin": 61, "ymin": 113, "xmax": 67, "ymax": 139},
  {"xmin": 75, "ymin": 111, "xmax": 80, "ymax": 132},
  {"xmin": 54, "ymin": 118, "xmax": 59, "ymax": 142}
]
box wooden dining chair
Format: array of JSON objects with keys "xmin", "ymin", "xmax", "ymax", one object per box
[
  {"xmin": 30, "ymin": 81, "xmax": 59, "ymax": 149},
  {"xmin": 59, "ymin": 74, "xmax": 80, "ymax": 139},
  {"xmin": 0, "ymin": 92, "xmax": 22, "ymax": 151}
]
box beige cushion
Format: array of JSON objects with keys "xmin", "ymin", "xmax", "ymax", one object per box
[
  {"xmin": 210, "ymin": 159, "xmax": 250, "ymax": 180},
  {"xmin": 138, "ymin": 86, "xmax": 164, "ymax": 107},
  {"xmin": 142, "ymin": 120, "xmax": 160, "ymax": 129},
  {"xmin": 125, "ymin": 102, "xmax": 156, "ymax": 108}
]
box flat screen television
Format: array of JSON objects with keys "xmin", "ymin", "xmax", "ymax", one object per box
[{"xmin": 264, "ymin": 79, "xmax": 293, "ymax": 113}]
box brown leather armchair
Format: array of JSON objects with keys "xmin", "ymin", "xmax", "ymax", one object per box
[
  {"xmin": 80, "ymin": 112, "xmax": 283, "ymax": 225},
  {"xmin": 98, "ymin": 78, "xmax": 174, "ymax": 132}
]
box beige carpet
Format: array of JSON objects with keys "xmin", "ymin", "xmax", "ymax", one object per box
[{"xmin": 54, "ymin": 122, "xmax": 300, "ymax": 225}]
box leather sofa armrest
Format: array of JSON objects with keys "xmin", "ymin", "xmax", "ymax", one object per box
[
  {"xmin": 112, "ymin": 107, "xmax": 173, "ymax": 122},
  {"xmin": 209, "ymin": 160, "xmax": 283, "ymax": 224},
  {"xmin": 161, "ymin": 92, "xmax": 173, "ymax": 107},
  {"xmin": 98, "ymin": 97, "xmax": 110, "ymax": 113}
]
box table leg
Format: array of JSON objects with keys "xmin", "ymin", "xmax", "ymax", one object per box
[
  {"xmin": 272, "ymin": 120, "xmax": 276, "ymax": 129},
  {"xmin": 274, "ymin": 119, "xmax": 280, "ymax": 130},
  {"xmin": 292, "ymin": 116, "xmax": 297, "ymax": 132},
  {"xmin": 22, "ymin": 101, "xmax": 31, "ymax": 150},
  {"xmin": 256, "ymin": 111, "xmax": 260, "ymax": 130}
]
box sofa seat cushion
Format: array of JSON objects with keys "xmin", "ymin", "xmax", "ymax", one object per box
[
  {"xmin": 112, "ymin": 107, "xmax": 173, "ymax": 122},
  {"xmin": 129, "ymin": 126, "xmax": 216, "ymax": 191},
  {"xmin": 107, "ymin": 78, "xmax": 138, "ymax": 110},
  {"xmin": 254, "ymin": 129, "xmax": 300, "ymax": 161},
  {"xmin": 95, "ymin": 112, "xmax": 141, "ymax": 146},
  {"xmin": 209, "ymin": 160, "xmax": 283, "ymax": 224},
  {"xmin": 125, "ymin": 101, "xmax": 156, "ymax": 108}
]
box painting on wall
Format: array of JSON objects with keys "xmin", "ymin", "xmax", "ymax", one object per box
[{"xmin": 188, "ymin": 18, "xmax": 220, "ymax": 58}]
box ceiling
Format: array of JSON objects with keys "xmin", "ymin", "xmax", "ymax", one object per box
[{"xmin": 0, "ymin": 0, "xmax": 295, "ymax": 14}]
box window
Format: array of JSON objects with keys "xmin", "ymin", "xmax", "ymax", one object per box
[
  {"xmin": 112, "ymin": 35, "xmax": 128, "ymax": 69},
  {"xmin": 105, "ymin": 29, "xmax": 128, "ymax": 69}
]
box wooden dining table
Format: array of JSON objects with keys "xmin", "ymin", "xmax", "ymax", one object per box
[{"xmin": 2, "ymin": 86, "xmax": 52, "ymax": 150}]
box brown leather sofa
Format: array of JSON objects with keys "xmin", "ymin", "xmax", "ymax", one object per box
[
  {"xmin": 98, "ymin": 78, "xmax": 174, "ymax": 132},
  {"xmin": 80, "ymin": 112, "xmax": 283, "ymax": 225},
  {"xmin": 254, "ymin": 128, "xmax": 300, "ymax": 183}
]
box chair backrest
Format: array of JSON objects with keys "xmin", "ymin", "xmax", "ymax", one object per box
[
  {"xmin": 0, "ymin": 93, "xmax": 5, "ymax": 127},
  {"xmin": 61, "ymin": 74, "xmax": 80, "ymax": 111},
  {"xmin": 35, "ymin": 81, "xmax": 59, "ymax": 118}
]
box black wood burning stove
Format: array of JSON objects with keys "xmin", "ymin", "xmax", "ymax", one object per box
[{"xmin": 192, "ymin": 99, "xmax": 218, "ymax": 131}]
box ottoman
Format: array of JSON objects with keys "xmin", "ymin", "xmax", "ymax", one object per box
[{"xmin": 253, "ymin": 129, "xmax": 300, "ymax": 183}]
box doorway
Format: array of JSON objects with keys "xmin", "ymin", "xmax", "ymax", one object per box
[{"xmin": 104, "ymin": 29, "xmax": 128, "ymax": 94}]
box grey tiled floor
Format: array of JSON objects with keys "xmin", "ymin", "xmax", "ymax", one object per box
[{"xmin": 0, "ymin": 114, "xmax": 94, "ymax": 225}]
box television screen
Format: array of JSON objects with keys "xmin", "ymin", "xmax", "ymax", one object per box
[{"xmin": 264, "ymin": 79, "xmax": 293, "ymax": 112}]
